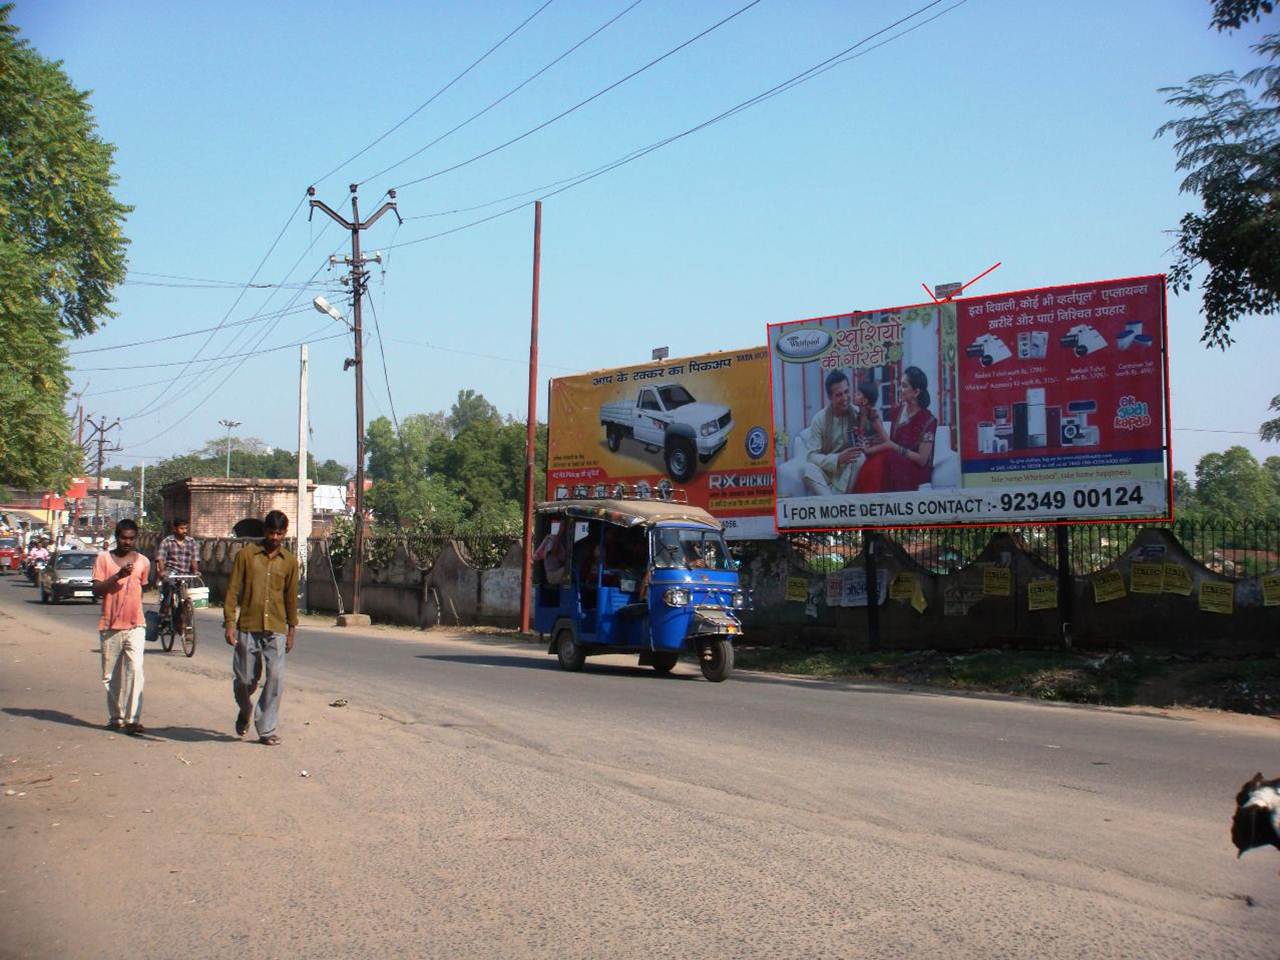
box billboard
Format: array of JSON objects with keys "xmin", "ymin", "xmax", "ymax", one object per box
[
  {"xmin": 770, "ymin": 275, "xmax": 1170, "ymax": 530},
  {"xmin": 547, "ymin": 348, "xmax": 775, "ymax": 539}
]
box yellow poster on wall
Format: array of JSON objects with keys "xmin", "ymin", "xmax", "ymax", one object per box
[
  {"xmin": 890, "ymin": 572, "xmax": 917, "ymax": 601},
  {"xmin": 910, "ymin": 581, "xmax": 928, "ymax": 613},
  {"xmin": 1162, "ymin": 563, "xmax": 1193, "ymax": 596},
  {"xmin": 1198, "ymin": 580, "xmax": 1234, "ymax": 615},
  {"xmin": 1130, "ymin": 562, "xmax": 1164, "ymax": 594},
  {"xmin": 983, "ymin": 566, "xmax": 1012, "ymax": 597},
  {"xmin": 548, "ymin": 347, "xmax": 775, "ymax": 540},
  {"xmin": 785, "ymin": 576, "xmax": 809, "ymax": 603},
  {"xmin": 1092, "ymin": 570, "xmax": 1126, "ymax": 603},
  {"xmin": 1027, "ymin": 578, "xmax": 1058, "ymax": 611},
  {"xmin": 1261, "ymin": 573, "xmax": 1280, "ymax": 607}
]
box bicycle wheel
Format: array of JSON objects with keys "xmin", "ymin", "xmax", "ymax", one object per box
[
  {"xmin": 180, "ymin": 599, "xmax": 196, "ymax": 657},
  {"xmin": 159, "ymin": 619, "xmax": 175, "ymax": 652}
]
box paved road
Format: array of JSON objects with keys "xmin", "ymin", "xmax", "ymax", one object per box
[{"xmin": 2, "ymin": 574, "xmax": 1279, "ymax": 958}]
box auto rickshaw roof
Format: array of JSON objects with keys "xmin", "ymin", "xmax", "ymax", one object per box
[{"xmin": 536, "ymin": 498, "xmax": 722, "ymax": 530}]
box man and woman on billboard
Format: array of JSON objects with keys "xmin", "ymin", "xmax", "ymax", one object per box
[{"xmin": 799, "ymin": 366, "xmax": 937, "ymax": 495}]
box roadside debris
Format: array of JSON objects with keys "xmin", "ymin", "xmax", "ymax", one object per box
[
  {"xmin": 176, "ymin": 754, "xmax": 192, "ymax": 766},
  {"xmin": 329, "ymin": 698, "xmax": 349, "ymax": 708},
  {"xmin": 299, "ymin": 770, "xmax": 310, "ymax": 778}
]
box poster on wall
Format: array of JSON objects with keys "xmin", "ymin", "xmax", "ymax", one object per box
[
  {"xmin": 770, "ymin": 275, "xmax": 1171, "ymax": 530},
  {"xmin": 547, "ymin": 348, "xmax": 775, "ymax": 539}
]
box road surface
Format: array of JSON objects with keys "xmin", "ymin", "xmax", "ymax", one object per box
[{"xmin": 1, "ymin": 573, "xmax": 1277, "ymax": 958}]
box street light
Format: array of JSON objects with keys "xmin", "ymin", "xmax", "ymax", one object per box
[
  {"xmin": 313, "ymin": 295, "xmax": 346, "ymax": 326},
  {"xmin": 218, "ymin": 418, "xmax": 242, "ymax": 478}
]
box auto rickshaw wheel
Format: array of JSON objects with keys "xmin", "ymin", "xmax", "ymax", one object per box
[
  {"xmin": 700, "ymin": 638, "xmax": 734, "ymax": 682},
  {"xmin": 555, "ymin": 628, "xmax": 586, "ymax": 672},
  {"xmin": 650, "ymin": 653, "xmax": 678, "ymax": 675}
]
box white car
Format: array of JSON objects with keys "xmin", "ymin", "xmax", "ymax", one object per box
[{"xmin": 600, "ymin": 384, "xmax": 734, "ymax": 482}]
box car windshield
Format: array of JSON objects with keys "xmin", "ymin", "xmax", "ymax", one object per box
[
  {"xmin": 650, "ymin": 528, "xmax": 734, "ymax": 571},
  {"xmin": 0, "ymin": 538, "xmax": 17, "ymax": 549},
  {"xmin": 657, "ymin": 385, "xmax": 696, "ymax": 409},
  {"xmin": 56, "ymin": 553, "xmax": 95, "ymax": 570}
]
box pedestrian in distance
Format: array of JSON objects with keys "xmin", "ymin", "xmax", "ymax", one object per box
[
  {"xmin": 223, "ymin": 510, "xmax": 298, "ymax": 745},
  {"xmin": 91, "ymin": 519, "xmax": 150, "ymax": 734}
]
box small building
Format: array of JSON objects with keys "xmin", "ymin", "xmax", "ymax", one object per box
[{"xmin": 160, "ymin": 477, "xmax": 314, "ymax": 540}]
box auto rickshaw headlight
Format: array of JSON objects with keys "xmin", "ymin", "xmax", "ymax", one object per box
[
  {"xmin": 732, "ymin": 591, "xmax": 746, "ymax": 609},
  {"xmin": 663, "ymin": 587, "xmax": 690, "ymax": 607}
]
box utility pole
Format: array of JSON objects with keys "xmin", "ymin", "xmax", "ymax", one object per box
[
  {"xmin": 83, "ymin": 417, "xmax": 121, "ymax": 535},
  {"xmin": 297, "ymin": 343, "xmax": 311, "ymax": 613},
  {"xmin": 308, "ymin": 184, "xmax": 400, "ymax": 625},
  {"xmin": 218, "ymin": 418, "xmax": 242, "ymax": 478},
  {"xmin": 71, "ymin": 394, "xmax": 86, "ymax": 534},
  {"xmin": 520, "ymin": 201, "xmax": 542, "ymax": 635},
  {"xmin": 136, "ymin": 461, "xmax": 145, "ymax": 521}
]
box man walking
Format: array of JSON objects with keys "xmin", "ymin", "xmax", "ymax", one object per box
[
  {"xmin": 155, "ymin": 516, "xmax": 200, "ymax": 625},
  {"xmin": 91, "ymin": 519, "xmax": 150, "ymax": 734},
  {"xmin": 223, "ymin": 510, "xmax": 298, "ymax": 745}
]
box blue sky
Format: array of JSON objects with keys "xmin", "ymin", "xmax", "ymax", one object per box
[{"xmin": 15, "ymin": 0, "xmax": 1278, "ymax": 477}]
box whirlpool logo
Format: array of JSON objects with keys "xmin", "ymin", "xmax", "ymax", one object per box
[
  {"xmin": 744, "ymin": 426, "xmax": 769, "ymax": 460},
  {"xmin": 773, "ymin": 328, "xmax": 832, "ymax": 361}
]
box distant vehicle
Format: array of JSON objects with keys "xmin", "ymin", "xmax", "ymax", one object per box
[
  {"xmin": 39, "ymin": 550, "xmax": 97, "ymax": 604},
  {"xmin": 599, "ymin": 384, "xmax": 734, "ymax": 482},
  {"xmin": 0, "ymin": 537, "xmax": 19, "ymax": 575}
]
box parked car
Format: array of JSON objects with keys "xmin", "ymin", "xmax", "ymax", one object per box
[
  {"xmin": 599, "ymin": 384, "xmax": 734, "ymax": 482},
  {"xmin": 0, "ymin": 536, "xmax": 19, "ymax": 575},
  {"xmin": 39, "ymin": 550, "xmax": 98, "ymax": 604}
]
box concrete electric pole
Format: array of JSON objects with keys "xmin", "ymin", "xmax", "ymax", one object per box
[
  {"xmin": 307, "ymin": 184, "xmax": 400, "ymax": 626},
  {"xmin": 297, "ymin": 343, "xmax": 311, "ymax": 613}
]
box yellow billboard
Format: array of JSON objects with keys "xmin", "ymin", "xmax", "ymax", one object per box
[{"xmin": 547, "ymin": 347, "xmax": 775, "ymax": 538}]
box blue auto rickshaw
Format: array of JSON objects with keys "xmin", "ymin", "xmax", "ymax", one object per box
[{"xmin": 533, "ymin": 490, "xmax": 744, "ymax": 681}]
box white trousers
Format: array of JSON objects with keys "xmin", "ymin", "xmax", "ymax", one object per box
[{"xmin": 100, "ymin": 626, "xmax": 145, "ymax": 724}]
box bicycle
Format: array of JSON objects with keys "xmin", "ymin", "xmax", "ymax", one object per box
[{"xmin": 158, "ymin": 574, "xmax": 205, "ymax": 657}]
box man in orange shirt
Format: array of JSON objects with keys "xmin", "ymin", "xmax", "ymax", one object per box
[{"xmin": 91, "ymin": 519, "xmax": 151, "ymax": 734}]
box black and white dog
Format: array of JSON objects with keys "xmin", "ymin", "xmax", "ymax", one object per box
[{"xmin": 1232, "ymin": 773, "xmax": 1280, "ymax": 858}]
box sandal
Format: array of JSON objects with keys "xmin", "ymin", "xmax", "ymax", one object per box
[
  {"xmin": 259, "ymin": 735, "xmax": 281, "ymax": 746},
  {"xmin": 124, "ymin": 722, "xmax": 145, "ymax": 735},
  {"xmin": 235, "ymin": 706, "xmax": 251, "ymax": 737}
]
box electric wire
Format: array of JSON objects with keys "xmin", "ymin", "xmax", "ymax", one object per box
[
  {"xmin": 384, "ymin": 0, "xmax": 765, "ymax": 194},
  {"xmin": 388, "ymin": 0, "xmax": 961, "ymax": 250},
  {"xmin": 68, "ymin": 302, "xmax": 323, "ymax": 355},
  {"xmin": 123, "ymin": 194, "xmax": 309, "ymax": 420},
  {"xmin": 308, "ymin": 0, "xmax": 557, "ymax": 188},
  {"xmin": 366, "ymin": 282, "xmax": 400, "ymax": 432},
  {"xmin": 123, "ymin": 276, "xmax": 342, "ymax": 291},
  {"xmin": 386, "ymin": 337, "xmax": 577, "ymax": 372},
  {"xmin": 356, "ymin": 0, "xmax": 644, "ymax": 186},
  {"xmin": 74, "ymin": 329, "xmax": 346, "ymax": 371}
]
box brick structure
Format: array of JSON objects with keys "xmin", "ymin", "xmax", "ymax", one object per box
[{"xmin": 160, "ymin": 477, "xmax": 314, "ymax": 539}]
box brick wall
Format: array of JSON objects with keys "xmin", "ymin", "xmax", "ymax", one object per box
[{"xmin": 160, "ymin": 477, "xmax": 313, "ymax": 540}]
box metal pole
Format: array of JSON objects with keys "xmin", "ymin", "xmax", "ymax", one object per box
[
  {"xmin": 863, "ymin": 529, "xmax": 880, "ymax": 649},
  {"xmin": 520, "ymin": 201, "xmax": 542, "ymax": 634},
  {"xmin": 1056, "ymin": 524, "xmax": 1073, "ymax": 648},
  {"xmin": 297, "ymin": 343, "xmax": 311, "ymax": 613},
  {"xmin": 137, "ymin": 461, "xmax": 144, "ymax": 520},
  {"xmin": 349, "ymin": 185, "xmax": 367, "ymax": 619},
  {"xmin": 94, "ymin": 419, "xmax": 105, "ymax": 531}
]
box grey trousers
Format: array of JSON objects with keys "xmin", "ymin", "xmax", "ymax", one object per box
[{"xmin": 232, "ymin": 631, "xmax": 285, "ymax": 739}]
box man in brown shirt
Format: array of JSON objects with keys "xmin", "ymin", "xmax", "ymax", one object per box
[{"xmin": 224, "ymin": 510, "xmax": 298, "ymax": 744}]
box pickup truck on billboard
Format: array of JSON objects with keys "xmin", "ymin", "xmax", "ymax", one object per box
[{"xmin": 599, "ymin": 385, "xmax": 734, "ymax": 482}]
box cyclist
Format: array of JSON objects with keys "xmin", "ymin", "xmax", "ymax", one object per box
[{"xmin": 156, "ymin": 518, "xmax": 200, "ymax": 626}]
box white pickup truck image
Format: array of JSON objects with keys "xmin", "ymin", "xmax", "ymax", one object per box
[{"xmin": 600, "ymin": 384, "xmax": 734, "ymax": 482}]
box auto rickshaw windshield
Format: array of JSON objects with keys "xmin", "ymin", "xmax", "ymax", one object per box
[{"xmin": 651, "ymin": 528, "xmax": 735, "ymax": 571}]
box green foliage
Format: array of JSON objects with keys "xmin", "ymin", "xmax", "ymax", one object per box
[
  {"xmin": 327, "ymin": 514, "xmax": 353, "ymax": 571},
  {"xmin": 1262, "ymin": 393, "xmax": 1280, "ymax": 441},
  {"xmin": 0, "ymin": 6, "xmax": 129, "ymax": 487},
  {"xmin": 1177, "ymin": 445, "xmax": 1280, "ymax": 521},
  {"xmin": 1157, "ymin": 9, "xmax": 1279, "ymax": 347}
]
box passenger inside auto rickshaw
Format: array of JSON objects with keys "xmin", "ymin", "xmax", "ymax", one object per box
[{"xmin": 578, "ymin": 525, "xmax": 649, "ymax": 611}]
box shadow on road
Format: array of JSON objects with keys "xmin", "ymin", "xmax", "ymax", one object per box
[
  {"xmin": 2, "ymin": 707, "xmax": 239, "ymax": 742},
  {"xmin": 416, "ymin": 653, "xmax": 699, "ymax": 680}
]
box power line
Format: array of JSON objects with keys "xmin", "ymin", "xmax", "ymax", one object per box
[
  {"xmin": 124, "ymin": 194, "xmax": 309, "ymax": 420},
  {"xmin": 123, "ymin": 276, "xmax": 342, "ymax": 291},
  {"xmin": 309, "ymin": 0, "xmax": 558, "ymax": 188},
  {"xmin": 388, "ymin": 0, "xmax": 962, "ymax": 250},
  {"xmin": 357, "ymin": 0, "xmax": 644, "ymax": 186},
  {"xmin": 386, "ymin": 0, "xmax": 765, "ymax": 194},
  {"xmin": 386, "ymin": 336, "xmax": 577, "ymax": 372},
  {"xmin": 68, "ymin": 302, "xmax": 322, "ymax": 355},
  {"xmin": 74, "ymin": 329, "xmax": 345, "ymax": 371},
  {"xmin": 366, "ymin": 286, "xmax": 399, "ymax": 432}
]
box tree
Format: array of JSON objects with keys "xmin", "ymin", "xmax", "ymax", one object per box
[
  {"xmin": 0, "ymin": 6, "xmax": 130, "ymax": 488},
  {"xmin": 448, "ymin": 390, "xmax": 501, "ymax": 436},
  {"xmin": 1192, "ymin": 445, "xmax": 1280, "ymax": 520},
  {"xmin": 1262, "ymin": 393, "xmax": 1280, "ymax": 440},
  {"xmin": 364, "ymin": 414, "xmax": 464, "ymax": 526},
  {"xmin": 1157, "ymin": 4, "xmax": 1279, "ymax": 347},
  {"xmin": 1173, "ymin": 469, "xmax": 1197, "ymax": 511}
]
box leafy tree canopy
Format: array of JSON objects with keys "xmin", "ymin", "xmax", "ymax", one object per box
[
  {"xmin": 1177, "ymin": 445, "xmax": 1280, "ymax": 521},
  {"xmin": 1158, "ymin": 3, "xmax": 1279, "ymax": 347},
  {"xmin": 0, "ymin": 5, "xmax": 130, "ymax": 488}
]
